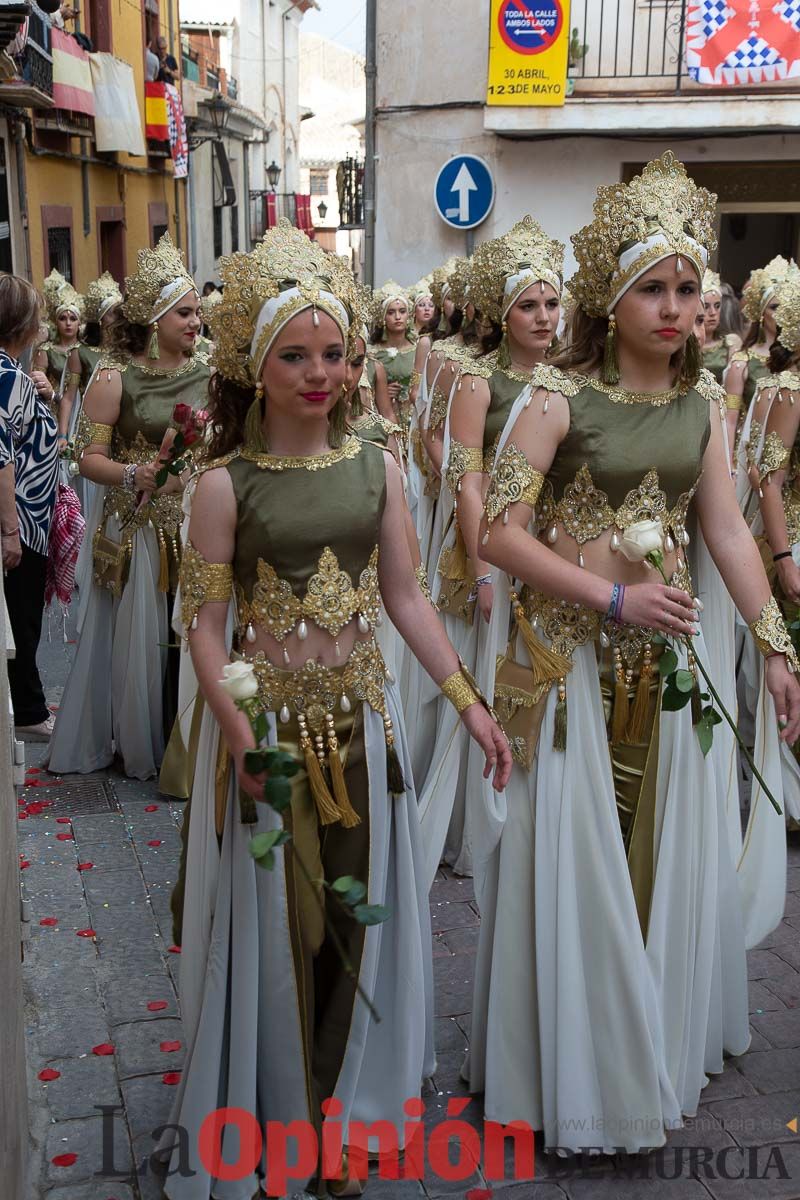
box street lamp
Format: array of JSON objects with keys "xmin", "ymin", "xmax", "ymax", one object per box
[
  {"xmin": 208, "ymin": 92, "xmax": 231, "ymax": 138},
  {"xmin": 267, "ymin": 161, "xmax": 282, "ymax": 192},
  {"xmin": 317, "ymin": 199, "xmax": 328, "ymax": 222}
]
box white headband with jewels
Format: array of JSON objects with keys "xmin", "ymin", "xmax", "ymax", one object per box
[
  {"xmin": 98, "ymin": 293, "xmax": 122, "ymax": 321},
  {"xmin": 502, "ymin": 267, "xmax": 561, "ymax": 320},
  {"xmin": 56, "ymin": 302, "xmax": 81, "ymax": 319},
  {"xmin": 381, "ymin": 294, "xmax": 407, "ymax": 317},
  {"xmin": 250, "ymin": 287, "xmax": 350, "ymax": 379},
  {"xmin": 151, "ymin": 277, "xmax": 196, "ymax": 324},
  {"xmin": 607, "ymin": 232, "xmax": 707, "ymax": 314}
]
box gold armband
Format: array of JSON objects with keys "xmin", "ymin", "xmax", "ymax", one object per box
[
  {"xmin": 410, "ymin": 369, "xmax": 421, "ymax": 389},
  {"xmin": 67, "ymin": 371, "xmax": 82, "ymax": 387},
  {"xmin": 749, "ymin": 596, "xmax": 800, "ymax": 673},
  {"xmin": 724, "ymin": 392, "xmax": 742, "ymax": 412},
  {"xmin": 441, "ymin": 658, "xmax": 501, "ymax": 720},
  {"xmin": 445, "ymin": 440, "xmax": 484, "ymax": 496},
  {"xmin": 84, "ymin": 419, "xmax": 113, "ymax": 448},
  {"xmin": 180, "ymin": 541, "xmax": 233, "ymax": 633},
  {"xmin": 482, "ymin": 444, "xmax": 544, "ymax": 540},
  {"xmin": 758, "ymin": 431, "xmax": 791, "ymax": 484}
]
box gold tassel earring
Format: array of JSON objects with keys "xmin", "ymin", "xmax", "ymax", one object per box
[
  {"xmin": 602, "ymin": 313, "xmax": 619, "ymax": 385},
  {"xmin": 681, "ymin": 331, "xmax": 702, "ymax": 388},
  {"xmin": 244, "ymin": 385, "xmax": 268, "ymax": 452},
  {"xmin": 327, "ymin": 387, "xmax": 348, "ymax": 448},
  {"xmin": 148, "ymin": 322, "xmax": 160, "ymax": 360},
  {"xmin": 498, "ymin": 319, "xmax": 511, "ymax": 369}
]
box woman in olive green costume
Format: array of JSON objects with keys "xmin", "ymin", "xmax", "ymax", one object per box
[
  {"xmin": 368, "ymin": 283, "xmax": 417, "ymax": 440},
  {"xmin": 154, "ymin": 223, "xmax": 510, "ymax": 1200},
  {"xmin": 32, "ymin": 270, "xmax": 84, "ymax": 444},
  {"xmin": 47, "ymin": 235, "xmax": 210, "ymax": 782},
  {"xmin": 469, "ymin": 153, "xmax": 800, "ymax": 1158}
]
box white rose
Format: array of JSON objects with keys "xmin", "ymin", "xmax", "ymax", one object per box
[
  {"xmin": 218, "ymin": 661, "xmax": 259, "ymax": 701},
  {"xmin": 618, "ymin": 518, "xmax": 664, "ymax": 563},
  {"xmin": 386, "ymin": 347, "xmax": 398, "ymax": 359}
]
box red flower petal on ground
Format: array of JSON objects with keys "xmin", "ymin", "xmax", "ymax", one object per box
[
  {"xmin": 76, "ymin": 929, "xmax": 96, "ymax": 938},
  {"xmin": 76, "ymin": 862, "xmax": 93, "ymax": 871},
  {"xmin": 160, "ymin": 1040, "xmax": 181, "ymax": 1053},
  {"xmin": 56, "ymin": 832, "xmax": 73, "ymax": 841},
  {"xmin": 17, "ymin": 812, "xmax": 27, "ymax": 820},
  {"xmin": 51, "ymin": 1153, "xmax": 77, "ymax": 1167},
  {"xmin": 26, "ymin": 767, "xmax": 41, "ymax": 775},
  {"xmin": 162, "ymin": 1071, "xmax": 181, "ymax": 1085},
  {"xmin": 56, "ymin": 816, "xmax": 72, "ymax": 824},
  {"xmin": 147, "ymin": 839, "xmax": 163, "ymax": 847},
  {"xmin": 92, "ymin": 1043, "xmax": 115, "ymax": 1056},
  {"xmin": 38, "ymin": 1068, "xmax": 60, "ymax": 1081},
  {"xmin": 167, "ymin": 944, "xmax": 181, "ymax": 954},
  {"xmin": 19, "ymin": 860, "xmax": 30, "ymax": 869},
  {"xmin": 25, "ymin": 780, "xmax": 41, "ymax": 788},
  {"xmin": 39, "ymin": 918, "xmax": 58, "ymax": 927},
  {"xmin": 147, "ymin": 1000, "xmax": 168, "ymax": 1011},
  {"xmin": 144, "ymin": 804, "xmax": 158, "ymax": 812}
]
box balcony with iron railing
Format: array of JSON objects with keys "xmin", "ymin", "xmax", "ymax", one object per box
[
  {"xmin": 485, "ymin": 0, "xmax": 800, "ymax": 137},
  {"xmin": 249, "ymin": 191, "xmax": 314, "ymax": 243},
  {"xmin": 0, "ymin": 0, "xmax": 54, "ymax": 109},
  {"xmin": 337, "ymin": 155, "xmax": 363, "ymax": 229}
]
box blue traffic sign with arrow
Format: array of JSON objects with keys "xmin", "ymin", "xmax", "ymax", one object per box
[{"xmin": 434, "ymin": 155, "xmax": 495, "ymax": 231}]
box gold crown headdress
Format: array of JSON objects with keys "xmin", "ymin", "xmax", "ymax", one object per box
[
  {"xmin": 122, "ymin": 233, "xmax": 196, "ymax": 326},
  {"xmin": 742, "ymin": 255, "xmax": 798, "ymax": 323},
  {"xmin": 448, "ymin": 256, "xmax": 472, "ymax": 311},
  {"xmin": 84, "ymin": 272, "xmax": 123, "ymax": 323},
  {"xmin": 370, "ymin": 280, "xmax": 410, "ymax": 328},
  {"xmin": 430, "ymin": 258, "xmax": 459, "ymax": 309},
  {"xmin": 43, "ymin": 269, "xmax": 84, "ymax": 323},
  {"xmin": 775, "ymin": 274, "xmax": 800, "ymax": 355},
  {"xmin": 702, "ymin": 269, "xmax": 721, "ymax": 297},
  {"xmin": 569, "ymin": 152, "xmax": 717, "ymax": 317},
  {"xmin": 200, "ymin": 288, "xmax": 222, "ymax": 323},
  {"xmin": 468, "ymin": 216, "xmax": 564, "ymax": 325},
  {"xmin": 409, "ymin": 275, "xmax": 434, "ymax": 305},
  {"xmin": 209, "ymin": 220, "xmax": 356, "ymax": 386}
]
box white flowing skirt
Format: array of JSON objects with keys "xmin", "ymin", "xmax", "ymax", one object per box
[
  {"xmin": 468, "ymin": 633, "xmax": 750, "ymax": 1153},
  {"xmin": 157, "ymin": 685, "xmax": 435, "ymax": 1199},
  {"xmin": 48, "ymin": 516, "xmax": 169, "ymax": 779}
]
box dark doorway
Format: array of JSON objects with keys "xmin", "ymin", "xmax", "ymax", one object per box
[
  {"xmin": 0, "ymin": 140, "xmax": 13, "ymax": 274},
  {"xmin": 718, "ymin": 211, "xmax": 800, "ymax": 292}
]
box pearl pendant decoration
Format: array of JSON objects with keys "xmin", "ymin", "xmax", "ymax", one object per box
[
  {"xmin": 340, "ymin": 693, "xmax": 352, "ymax": 713},
  {"xmin": 191, "ymin": 615, "xmax": 198, "ymax": 630},
  {"xmin": 681, "ymin": 529, "xmax": 690, "ymax": 546},
  {"xmin": 547, "ymin": 525, "xmax": 558, "ymax": 544},
  {"xmin": 600, "ymin": 630, "xmax": 611, "ymax": 649},
  {"xmin": 334, "ymin": 640, "xmax": 341, "ymax": 658},
  {"xmin": 503, "ymin": 508, "xmax": 509, "ymax": 524},
  {"xmin": 578, "ymin": 550, "xmax": 585, "ymax": 568},
  {"xmin": 297, "ymin": 619, "xmax": 308, "ymax": 641},
  {"xmin": 246, "ymin": 623, "xmax": 256, "ymax": 643},
  {"xmin": 664, "ymin": 533, "xmax": 675, "ymax": 554},
  {"xmin": 693, "ymin": 596, "xmax": 704, "ymax": 612},
  {"xmin": 279, "ymin": 705, "xmax": 290, "ymax": 724},
  {"xmin": 471, "ymin": 378, "xmax": 476, "ymax": 392},
  {"xmin": 375, "ymin": 611, "xmax": 383, "ymax": 627},
  {"xmin": 524, "ymin": 393, "xmax": 532, "ymax": 409},
  {"xmin": 358, "ymin": 613, "xmax": 370, "ymax": 635},
  {"xmin": 610, "ymin": 531, "xmax": 620, "ymax": 552},
  {"xmin": 282, "ymin": 646, "xmax": 291, "ymax": 665},
  {"xmin": 385, "ymin": 668, "xmax": 395, "ymax": 684},
  {"xmin": 481, "ymin": 530, "xmax": 490, "ymax": 546},
  {"xmin": 543, "ymin": 393, "xmax": 549, "ymax": 414},
  {"xmin": 312, "ymin": 307, "xmax": 320, "ymax": 327}
]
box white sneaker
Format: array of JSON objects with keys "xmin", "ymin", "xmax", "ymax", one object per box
[{"xmin": 15, "ymin": 713, "xmax": 55, "ymax": 741}]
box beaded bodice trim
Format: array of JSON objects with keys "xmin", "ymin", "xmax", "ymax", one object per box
[{"xmin": 239, "ymin": 436, "xmax": 362, "ymax": 472}]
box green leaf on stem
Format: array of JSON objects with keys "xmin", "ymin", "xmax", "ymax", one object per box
[
  {"xmin": 263, "ymin": 747, "xmax": 301, "ymax": 778},
  {"xmin": 172, "ymin": 431, "xmax": 185, "ymax": 451},
  {"xmin": 249, "ymin": 828, "xmax": 291, "ymax": 870},
  {"xmin": 662, "ymin": 680, "xmax": 692, "ymax": 711},
  {"xmin": 344, "ymin": 882, "xmax": 367, "ymax": 906},
  {"xmin": 674, "ymin": 668, "xmax": 695, "ymax": 693},
  {"xmin": 243, "ymin": 749, "xmax": 267, "ymax": 776},
  {"xmin": 651, "ymin": 633, "xmax": 668, "ymax": 646},
  {"xmin": 332, "ymin": 875, "xmax": 357, "ymax": 894},
  {"xmin": 155, "ymin": 467, "xmax": 168, "ymax": 487},
  {"xmin": 264, "ymin": 774, "xmax": 291, "ymax": 812},
  {"xmin": 658, "ymin": 649, "xmax": 679, "ymax": 676},
  {"xmin": 352, "ymin": 903, "xmax": 391, "ymax": 926}
]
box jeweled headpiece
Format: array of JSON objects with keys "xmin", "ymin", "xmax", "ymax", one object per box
[
  {"xmin": 122, "ymin": 233, "xmax": 196, "ymax": 326},
  {"xmin": 209, "ymin": 220, "xmax": 355, "ymax": 386},
  {"xmin": 200, "ymin": 288, "xmax": 222, "ymax": 324},
  {"xmin": 371, "ymin": 280, "xmax": 410, "ymax": 326},
  {"xmin": 569, "ymin": 152, "xmax": 717, "ymax": 317},
  {"xmin": 84, "ymin": 272, "xmax": 123, "ymax": 323},
  {"xmin": 468, "ymin": 216, "xmax": 564, "ymax": 324},
  {"xmin": 448, "ymin": 256, "xmax": 472, "ymax": 311},
  {"xmin": 410, "ymin": 275, "xmax": 434, "ymax": 306},
  {"xmin": 43, "ymin": 269, "xmax": 84, "ymax": 322},
  {"xmin": 431, "ymin": 258, "xmax": 459, "ymax": 309},
  {"xmin": 702, "ymin": 269, "xmax": 721, "ymax": 297},
  {"xmin": 775, "ymin": 274, "xmax": 800, "ymax": 354},
  {"xmin": 742, "ymin": 255, "xmax": 798, "ymax": 323}
]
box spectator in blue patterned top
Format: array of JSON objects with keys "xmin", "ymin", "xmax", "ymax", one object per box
[{"xmin": 0, "ymin": 275, "xmax": 60, "ymax": 739}]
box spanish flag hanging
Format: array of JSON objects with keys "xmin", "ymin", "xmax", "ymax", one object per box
[{"xmin": 145, "ymin": 81, "xmax": 169, "ymax": 141}]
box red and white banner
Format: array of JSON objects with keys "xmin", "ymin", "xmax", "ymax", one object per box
[
  {"xmin": 686, "ymin": 0, "xmax": 800, "ymax": 86},
  {"xmin": 51, "ymin": 27, "xmax": 95, "ymax": 115}
]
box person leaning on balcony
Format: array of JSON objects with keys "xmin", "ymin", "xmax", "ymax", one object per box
[
  {"xmin": 0, "ymin": 276, "xmax": 60, "ymax": 740},
  {"xmin": 145, "ymin": 42, "xmax": 159, "ymax": 83}
]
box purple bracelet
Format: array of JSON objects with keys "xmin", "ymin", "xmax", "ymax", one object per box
[{"xmin": 613, "ymin": 583, "xmax": 625, "ymax": 623}]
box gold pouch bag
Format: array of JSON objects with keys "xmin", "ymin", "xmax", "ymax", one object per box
[{"xmin": 92, "ymin": 525, "xmax": 131, "ymax": 596}]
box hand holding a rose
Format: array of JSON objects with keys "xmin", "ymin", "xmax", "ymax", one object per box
[{"xmin": 614, "ymin": 517, "xmax": 697, "ymax": 636}]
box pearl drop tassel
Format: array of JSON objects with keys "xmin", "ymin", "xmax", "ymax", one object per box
[
  {"xmin": 610, "ymin": 531, "xmax": 620, "ymax": 551},
  {"xmin": 664, "ymin": 534, "xmax": 675, "ymax": 554},
  {"xmin": 357, "ymin": 613, "xmax": 370, "ymax": 635},
  {"xmin": 297, "ymin": 619, "xmax": 308, "ymax": 641},
  {"xmin": 312, "ymin": 308, "xmax": 320, "ymax": 327},
  {"xmin": 385, "ymin": 668, "xmax": 395, "ymax": 684},
  {"xmin": 600, "ymin": 630, "xmax": 611, "ymax": 649},
  {"xmin": 340, "ymin": 694, "xmax": 352, "ymax": 713},
  {"xmin": 191, "ymin": 615, "xmax": 198, "ymax": 630},
  {"xmin": 481, "ymin": 530, "xmax": 489, "ymax": 546},
  {"xmin": 578, "ymin": 550, "xmax": 585, "ymax": 568},
  {"xmin": 503, "ymin": 509, "xmax": 509, "ymax": 524},
  {"xmin": 334, "ymin": 640, "xmax": 341, "ymax": 658},
  {"xmin": 547, "ymin": 525, "xmax": 558, "ymax": 544},
  {"xmin": 279, "ymin": 705, "xmax": 290, "ymax": 724},
  {"xmin": 524, "ymin": 394, "xmax": 532, "ymax": 409},
  {"xmin": 282, "ymin": 646, "xmax": 291, "ymax": 665},
  {"xmin": 246, "ymin": 623, "xmax": 256, "ymax": 643},
  {"xmin": 694, "ymin": 596, "xmax": 704, "ymax": 612},
  {"xmin": 543, "ymin": 394, "xmax": 549, "ymax": 414},
  {"xmin": 681, "ymin": 529, "xmax": 690, "ymax": 546},
  {"xmin": 375, "ymin": 611, "xmax": 383, "ymax": 627}
]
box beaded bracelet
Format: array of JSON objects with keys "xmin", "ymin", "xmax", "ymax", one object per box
[
  {"xmin": 606, "ymin": 582, "xmax": 626, "ymax": 624},
  {"xmin": 121, "ymin": 463, "xmax": 137, "ymax": 493},
  {"xmin": 474, "ymin": 574, "xmax": 493, "ymax": 588},
  {"xmin": 773, "ymin": 550, "xmax": 793, "ymax": 563}
]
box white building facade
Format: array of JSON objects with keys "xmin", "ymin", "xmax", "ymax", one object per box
[{"xmin": 373, "ymin": 0, "xmax": 800, "ymax": 288}]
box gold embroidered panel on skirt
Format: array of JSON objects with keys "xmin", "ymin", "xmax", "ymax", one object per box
[
  {"xmin": 428, "ymin": 384, "xmax": 449, "ymax": 433},
  {"xmin": 237, "ymin": 545, "xmax": 381, "ymax": 642},
  {"xmin": 103, "ymin": 430, "xmax": 186, "ymax": 541}
]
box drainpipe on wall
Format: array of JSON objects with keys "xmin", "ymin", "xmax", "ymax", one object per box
[
  {"xmin": 364, "ymin": 0, "xmax": 376, "ymax": 285},
  {"xmin": 12, "ymin": 119, "xmax": 31, "ymax": 281}
]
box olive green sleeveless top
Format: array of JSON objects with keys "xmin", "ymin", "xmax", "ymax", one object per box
[
  {"xmin": 702, "ymin": 341, "xmax": 728, "ymax": 386},
  {"xmin": 111, "ymin": 357, "xmax": 210, "ymax": 450},
  {"xmin": 78, "ymin": 343, "xmax": 102, "ymax": 391},
  {"xmin": 43, "ymin": 342, "xmax": 76, "ymax": 390},
  {"xmin": 547, "ymin": 379, "xmax": 711, "ymax": 512},
  {"xmin": 224, "ymin": 437, "xmax": 386, "ymax": 634},
  {"xmin": 484, "ymin": 367, "xmax": 529, "ymax": 464}
]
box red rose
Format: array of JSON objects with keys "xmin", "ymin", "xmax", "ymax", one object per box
[
  {"xmin": 172, "ymin": 402, "xmax": 193, "ymax": 427},
  {"xmin": 181, "ymin": 429, "xmax": 199, "ymax": 448}
]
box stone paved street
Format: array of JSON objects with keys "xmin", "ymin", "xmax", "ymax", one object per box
[{"xmin": 18, "ymin": 619, "xmax": 800, "ymax": 1199}]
